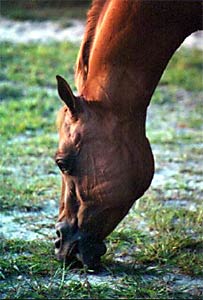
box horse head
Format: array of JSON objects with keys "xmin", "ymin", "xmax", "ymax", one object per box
[{"xmin": 54, "ymin": 75, "xmax": 154, "ymax": 269}]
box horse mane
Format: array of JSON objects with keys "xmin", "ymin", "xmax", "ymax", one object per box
[{"xmin": 75, "ymin": 0, "xmax": 107, "ymax": 94}]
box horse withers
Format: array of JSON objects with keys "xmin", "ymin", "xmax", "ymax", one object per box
[{"xmin": 54, "ymin": 0, "xmax": 202, "ymax": 269}]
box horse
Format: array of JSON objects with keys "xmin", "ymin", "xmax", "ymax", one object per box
[{"xmin": 54, "ymin": 0, "xmax": 202, "ymax": 269}]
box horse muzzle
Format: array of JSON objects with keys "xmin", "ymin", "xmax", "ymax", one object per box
[{"xmin": 54, "ymin": 221, "xmax": 107, "ymax": 270}]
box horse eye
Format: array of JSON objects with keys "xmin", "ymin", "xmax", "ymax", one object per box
[
  {"xmin": 56, "ymin": 159, "xmax": 67, "ymax": 173},
  {"xmin": 55, "ymin": 156, "xmax": 76, "ymax": 175}
]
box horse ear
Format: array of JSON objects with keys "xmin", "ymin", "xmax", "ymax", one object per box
[{"xmin": 56, "ymin": 75, "xmax": 77, "ymax": 115}]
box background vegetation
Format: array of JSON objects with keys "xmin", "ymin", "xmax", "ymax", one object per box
[{"xmin": 1, "ymin": 0, "xmax": 90, "ymax": 20}]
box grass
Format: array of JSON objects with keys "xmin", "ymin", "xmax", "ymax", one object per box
[
  {"xmin": 1, "ymin": 42, "xmax": 78, "ymax": 89},
  {"xmin": 160, "ymin": 49, "xmax": 203, "ymax": 91},
  {"xmin": 0, "ymin": 35, "xmax": 203, "ymax": 298}
]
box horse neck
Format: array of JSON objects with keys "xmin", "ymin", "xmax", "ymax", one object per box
[{"xmin": 78, "ymin": 0, "xmax": 202, "ymax": 115}]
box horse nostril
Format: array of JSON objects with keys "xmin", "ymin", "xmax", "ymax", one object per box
[
  {"xmin": 55, "ymin": 238, "xmax": 61, "ymax": 249},
  {"xmin": 56, "ymin": 229, "xmax": 61, "ymax": 238}
]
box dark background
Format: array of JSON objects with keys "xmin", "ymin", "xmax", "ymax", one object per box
[{"xmin": 0, "ymin": 0, "xmax": 91, "ymax": 20}]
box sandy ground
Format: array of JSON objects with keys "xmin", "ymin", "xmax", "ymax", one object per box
[{"xmin": 0, "ymin": 18, "xmax": 84, "ymax": 44}]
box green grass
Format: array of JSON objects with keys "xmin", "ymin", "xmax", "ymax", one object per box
[
  {"xmin": 1, "ymin": 42, "xmax": 78, "ymax": 88},
  {"xmin": 107, "ymin": 198, "xmax": 203, "ymax": 275},
  {"xmin": 1, "ymin": 237, "xmax": 202, "ymax": 299},
  {"xmin": 161, "ymin": 48, "xmax": 203, "ymax": 91},
  {"xmin": 0, "ymin": 40, "xmax": 203, "ymax": 298}
]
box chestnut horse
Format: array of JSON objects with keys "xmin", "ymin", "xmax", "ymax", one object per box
[{"xmin": 54, "ymin": 0, "xmax": 202, "ymax": 269}]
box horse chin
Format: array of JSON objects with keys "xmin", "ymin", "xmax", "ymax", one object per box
[{"xmin": 54, "ymin": 221, "xmax": 107, "ymax": 270}]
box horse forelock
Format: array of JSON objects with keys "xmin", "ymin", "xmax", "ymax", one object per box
[{"xmin": 75, "ymin": 0, "xmax": 108, "ymax": 94}]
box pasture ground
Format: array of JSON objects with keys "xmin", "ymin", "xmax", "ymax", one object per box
[{"xmin": 0, "ymin": 13, "xmax": 203, "ymax": 299}]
